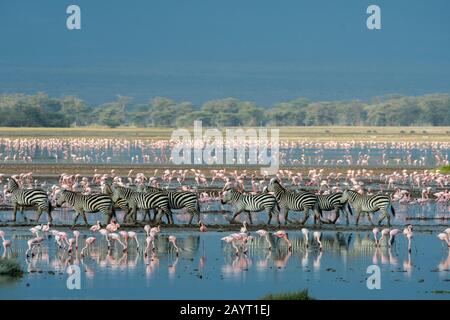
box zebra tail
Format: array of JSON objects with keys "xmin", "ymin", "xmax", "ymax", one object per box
[
  {"xmin": 347, "ymin": 203, "xmax": 353, "ymax": 216},
  {"xmin": 390, "ymin": 205, "xmax": 395, "ymax": 217}
]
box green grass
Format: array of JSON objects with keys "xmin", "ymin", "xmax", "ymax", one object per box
[
  {"xmin": 0, "ymin": 258, "xmax": 24, "ymax": 277},
  {"xmin": 430, "ymin": 290, "xmax": 450, "ymax": 295},
  {"xmin": 260, "ymin": 289, "xmax": 314, "ymax": 300},
  {"xmin": 0, "ymin": 126, "xmax": 450, "ymax": 141},
  {"xmin": 440, "ymin": 165, "xmax": 450, "ymax": 173}
]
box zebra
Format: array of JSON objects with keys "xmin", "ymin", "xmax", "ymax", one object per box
[
  {"xmin": 7, "ymin": 177, "xmax": 53, "ymax": 223},
  {"xmin": 102, "ymin": 183, "xmax": 132, "ymax": 223},
  {"xmin": 266, "ymin": 179, "xmax": 322, "ymax": 225},
  {"xmin": 317, "ymin": 192, "xmax": 352, "ymax": 224},
  {"xmin": 55, "ymin": 189, "xmax": 115, "ymax": 227},
  {"xmin": 110, "ymin": 185, "xmax": 173, "ymax": 224},
  {"xmin": 139, "ymin": 186, "xmax": 201, "ymax": 225},
  {"xmin": 221, "ymin": 188, "xmax": 280, "ymax": 225},
  {"xmin": 339, "ymin": 189, "xmax": 395, "ymax": 226}
]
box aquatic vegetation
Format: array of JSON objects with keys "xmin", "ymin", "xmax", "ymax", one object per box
[
  {"xmin": 0, "ymin": 258, "xmax": 24, "ymax": 277},
  {"xmin": 260, "ymin": 289, "xmax": 314, "ymax": 300}
]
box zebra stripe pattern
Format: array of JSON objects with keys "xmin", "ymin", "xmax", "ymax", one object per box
[
  {"xmin": 111, "ymin": 185, "xmax": 173, "ymax": 224},
  {"xmin": 317, "ymin": 192, "xmax": 351, "ymax": 224},
  {"xmin": 56, "ymin": 189, "xmax": 115, "ymax": 227},
  {"xmin": 221, "ymin": 188, "xmax": 280, "ymax": 225},
  {"xmin": 340, "ymin": 189, "xmax": 395, "ymax": 226},
  {"xmin": 140, "ymin": 186, "xmax": 201, "ymax": 224},
  {"xmin": 7, "ymin": 178, "xmax": 52, "ymax": 223},
  {"xmin": 267, "ymin": 179, "xmax": 321, "ymax": 225}
]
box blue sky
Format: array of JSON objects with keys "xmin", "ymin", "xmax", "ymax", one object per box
[{"xmin": 0, "ymin": 0, "xmax": 449, "ymax": 105}]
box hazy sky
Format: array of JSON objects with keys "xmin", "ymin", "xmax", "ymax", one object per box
[{"xmin": 1, "ymin": 0, "xmax": 449, "ymax": 105}]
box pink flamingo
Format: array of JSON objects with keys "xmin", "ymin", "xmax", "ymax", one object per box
[
  {"xmin": 81, "ymin": 237, "xmax": 96, "ymax": 257},
  {"xmin": 168, "ymin": 235, "xmax": 179, "ymax": 256},
  {"xmin": 99, "ymin": 229, "xmax": 111, "ymax": 249},
  {"xmin": 256, "ymin": 230, "xmax": 272, "ymax": 250},
  {"xmin": 26, "ymin": 237, "xmax": 44, "ymax": 257},
  {"xmin": 144, "ymin": 225, "xmax": 151, "ymax": 236},
  {"xmin": 127, "ymin": 231, "xmax": 139, "ymax": 250},
  {"xmin": 67, "ymin": 238, "xmax": 76, "ymax": 253},
  {"xmin": 301, "ymin": 228, "xmax": 309, "ymax": 247},
  {"xmin": 403, "ymin": 226, "xmax": 413, "ymax": 253},
  {"xmin": 372, "ymin": 228, "xmax": 380, "ymax": 246},
  {"xmin": 199, "ymin": 222, "xmax": 207, "ymax": 232},
  {"xmin": 108, "ymin": 233, "xmax": 126, "ymax": 252},
  {"xmin": 221, "ymin": 236, "xmax": 239, "ymax": 255},
  {"xmin": 73, "ymin": 230, "xmax": 80, "ymax": 250},
  {"xmin": 273, "ymin": 230, "xmax": 292, "ymax": 251},
  {"xmin": 0, "ymin": 231, "xmax": 12, "ymax": 258},
  {"xmin": 144, "ymin": 234, "xmax": 155, "ymax": 256},
  {"xmin": 90, "ymin": 221, "xmax": 101, "ymax": 232},
  {"xmin": 378, "ymin": 228, "xmax": 391, "ymax": 247},
  {"xmin": 437, "ymin": 233, "xmax": 450, "ymax": 247},
  {"xmin": 313, "ymin": 231, "xmax": 323, "ymax": 251},
  {"xmin": 388, "ymin": 229, "xmax": 401, "ymax": 248}
]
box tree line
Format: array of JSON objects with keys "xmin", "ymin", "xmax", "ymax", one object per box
[{"xmin": 0, "ymin": 92, "xmax": 449, "ymax": 127}]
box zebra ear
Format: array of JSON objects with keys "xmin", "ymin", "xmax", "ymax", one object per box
[{"xmin": 269, "ymin": 177, "xmax": 277, "ymax": 184}]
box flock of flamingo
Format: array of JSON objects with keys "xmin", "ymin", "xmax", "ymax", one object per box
[{"xmin": 0, "ymin": 137, "xmax": 449, "ymax": 167}]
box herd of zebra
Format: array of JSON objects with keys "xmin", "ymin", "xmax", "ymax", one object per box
[{"xmin": 5, "ymin": 177, "xmax": 396, "ymax": 227}]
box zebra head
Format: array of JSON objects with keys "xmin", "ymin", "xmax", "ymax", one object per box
[
  {"xmin": 111, "ymin": 185, "xmax": 126, "ymax": 202},
  {"xmin": 267, "ymin": 178, "xmax": 283, "ymax": 193},
  {"xmin": 55, "ymin": 189, "xmax": 69, "ymax": 207},
  {"xmin": 340, "ymin": 189, "xmax": 356, "ymax": 203},
  {"xmin": 221, "ymin": 188, "xmax": 235, "ymax": 204},
  {"xmin": 7, "ymin": 177, "xmax": 19, "ymax": 193}
]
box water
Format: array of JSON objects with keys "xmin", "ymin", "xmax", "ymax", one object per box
[
  {"xmin": 0, "ymin": 228, "xmax": 448, "ymax": 300},
  {"xmin": 1, "ymin": 138, "xmax": 449, "ymax": 167}
]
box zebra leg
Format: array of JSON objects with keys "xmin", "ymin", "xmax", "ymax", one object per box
[
  {"xmin": 355, "ymin": 209, "xmax": 362, "ymax": 226},
  {"xmin": 35, "ymin": 207, "xmax": 43, "ymax": 223},
  {"xmin": 72, "ymin": 211, "xmax": 81, "ymax": 228},
  {"xmin": 12, "ymin": 203, "xmax": 18, "ymax": 222},
  {"xmin": 366, "ymin": 213, "xmax": 375, "ymax": 226},
  {"xmin": 166, "ymin": 209, "xmax": 174, "ymax": 225},
  {"xmin": 47, "ymin": 202, "xmax": 53, "ymax": 224},
  {"xmin": 284, "ymin": 208, "xmax": 293, "ymax": 225},
  {"xmin": 230, "ymin": 209, "xmax": 244, "ymax": 224},
  {"xmin": 81, "ymin": 210, "xmax": 89, "ymax": 228},
  {"xmin": 246, "ymin": 211, "xmax": 253, "ymax": 225}
]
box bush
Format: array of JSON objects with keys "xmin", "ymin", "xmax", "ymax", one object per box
[
  {"xmin": 260, "ymin": 289, "xmax": 314, "ymax": 300},
  {"xmin": 0, "ymin": 258, "xmax": 24, "ymax": 277},
  {"xmin": 440, "ymin": 165, "xmax": 450, "ymax": 174}
]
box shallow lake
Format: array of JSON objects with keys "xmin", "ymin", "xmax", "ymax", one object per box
[{"xmin": 0, "ymin": 227, "xmax": 448, "ymax": 300}]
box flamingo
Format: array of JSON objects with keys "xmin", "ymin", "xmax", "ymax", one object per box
[
  {"xmin": 90, "ymin": 221, "xmax": 101, "ymax": 232},
  {"xmin": 81, "ymin": 237, "xmax": 96, "ymax": 257},
  {"xmin": 301, "ymin": 228, "xmax": 309, "ymax": 247},
  {"xmin": 403, "ymin": 227, "xmax": 413, "ymax": 253},
  {"xmin": 240, "ymin": 221, "xmax": 248, "ymax": 234},
  {"xmin": 221, "ymin": 236, "xmax": 239, "ymax": 255},
  {"xmin": 26, "ymin": 237, "xmax": 44, "ymax": 257},
  {"xmin": 199, "ymin": 222, "xmax": 207, "ymax": 232},
  {"xmin": 437, "ymin": 232, "xmax": 450, "ymax": 248},
  {"xmin": 108, "ymin": 233, "xmax": 127, "ymax": 252},
  {"xmin": 73, "ymin": 230, "xmax": 80, "ymax": 250},
  {"xmin": 144, "ymin": 235, "xmax": 155, "ymax": 256},
  {"xmin": 168, "ymin": 235, "xmax": 179, "ymax": 256},
  {"xmin": 127, "ymin": 231, "xmax": 140, "ymax": 250},
  {"xmin": 378, "ymin": 228, "xmax": 391, "ymax": 246},
  {"xmin": 388, "ymin": 229, "xmax": 401, "ymax": 248},
  {"xmin": 273, "ymin": 230, "xmax": 292, "ymax": 251},
  {"xmin": 372, "ymin": 228, "xmax": 380, "ymax": 246},
  {"xmin": 144, "ymin": 225, "xmax": 151, "ymax": 236},
  {"xmin": 67, "ymin": 238, "xmax": 76, "ymax": 253},
  {"xmin": 255, "ymin": 230, "xmax": 272, "ymax": 250},
  {"xmin": 313, "ymin": 231, "xmax": 323, "ymax": 251},
  {"xmin": 99, "ymin": 229, "xmax": 111, "ymax": 249}
]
